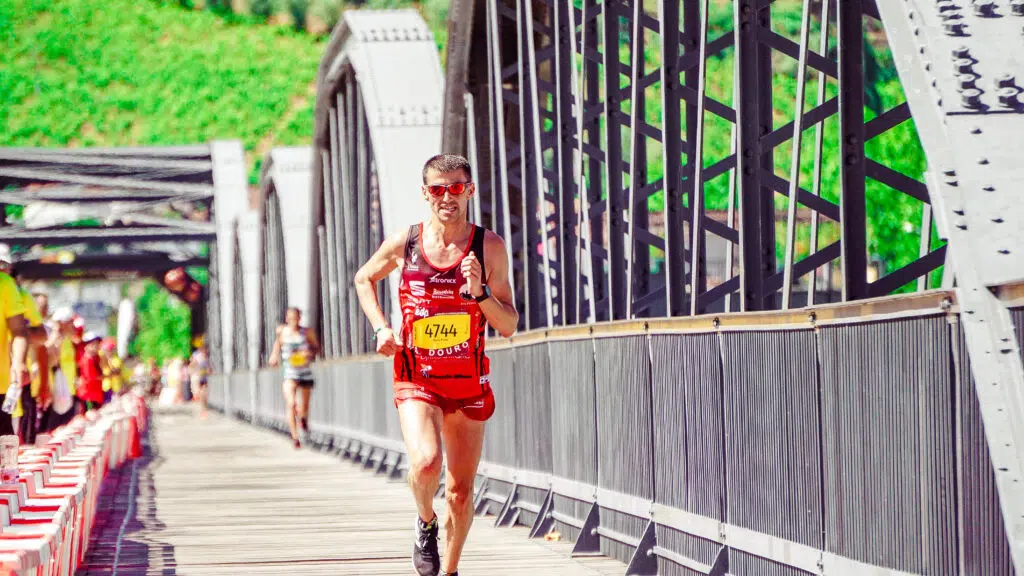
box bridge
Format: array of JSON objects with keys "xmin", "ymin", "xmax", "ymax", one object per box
[{"xmin": 2, "ymin": 1, "xmax": 1023, "ymax": 574}]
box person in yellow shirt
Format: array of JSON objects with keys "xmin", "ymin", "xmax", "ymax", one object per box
[
  {"xmin": 0, "ymin": 245, "xmax": 29, "ymax": 438},
  {"xmin": 99, "ymin": 339, "xmax": 124, "ymax": 401},
  {"xmin": 13, "ymin": 285, "xmax": 47, "ymax": 444}
]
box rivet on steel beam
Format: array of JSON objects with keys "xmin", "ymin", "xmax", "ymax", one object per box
[
  {"xmin": 978, "ymin": 157, "xmax": 990, "ymax": 165},
  {"xmin": 998, "ymin": 87, "xmax": 1021, "ymax": 108},
  {"xmin": 998, "ymin": 249, "xmax": 1011, "ymax": 255},
  {"xmin": 954, "ymin": 59, "xmax": 975, "ymax": 74},
  {"xmin": 983, "ymin": 185, "xmax": 996, "ymax": 191},
  {"xmin": 1013, "ymin": 0, "xmax": 1024, "ymax": 16},
  {"xmin": 937, "ymin": 1, "xmax": 960, "ymax": 13},
  {"xmin": 971, "ymin": 126, "xmax": 982, "ymax": 134},
  {"xmin": 943, "ymin": 169, "xmax": 957, "ymax": 176},
  {"xmin": 954, "ymin": 209, "xmax": 965, "ymax": 215},
  {"xmin": 961, "ymin": 88, "xmax": 983, "ymax": 108},
  {"xmin": 958, "ymin": 74, "xmax": 977, "ymax": 90},
  {"xmin": 996, "ymin": 73, "xmax": 1017, "ymax": 88},
  {"xmin": 974, "ymin": 1, "xmax": 997, "ymax": 16},
  {"xmin": 993, "ymin": 217, "xmax": 1004, "ymax": 223},
  {"xmin": 952, "ymin": 45, "xmax": 971, "ymax": 59},
  {"xmin": 944, "ymin": 20, "xmax": 967, "ymax": 35},
  {"xmin": 956, "ymin": 221, "xmax": 968, "ymax": 230}
]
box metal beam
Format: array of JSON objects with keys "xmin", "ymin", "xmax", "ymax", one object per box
[
  {"xmin": 0, "ymin": 167, "xmax": 215, "ymax": 195},
  {"xmin": 0, "ymin": 185, "xmax": 214, "ymax": 203},
  {"xmin": 0, "ymin": 226, "xmax": 217, "ymax": 245}
]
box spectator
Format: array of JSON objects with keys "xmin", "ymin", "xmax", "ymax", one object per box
[
  {"xmin": 76, "ymin": 332, "xmax": 105, "ymax": 412},
  {"xmin": 13, "ymin": 284, "xmax": 47, "ymax": 444},
  {"xmin": 0, "ymin": 245, "xmax": 28, "ymax": 437}
]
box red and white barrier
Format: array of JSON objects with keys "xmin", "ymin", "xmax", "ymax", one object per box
[{"xmin": 0, "ymin": 393, "xmax": 146, "ymax": 576}]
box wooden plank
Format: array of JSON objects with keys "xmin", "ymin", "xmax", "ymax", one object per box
[{"xmin": 79, "ymin": 407, "xmax": 626, "ymax": 575}]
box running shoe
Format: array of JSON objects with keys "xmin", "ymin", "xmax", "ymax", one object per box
[
  {"xmin": 293, "ymin": 438, "xmax": 301, "ymax": 449},
  {"xmin": 413, "ymin": 515, "xmax": 440, "ymax": 576}
]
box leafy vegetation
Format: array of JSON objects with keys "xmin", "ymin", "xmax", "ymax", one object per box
[
  {"xmin": 0, "ymin": 0, "xmax": 324, "ymax": 183},
  {"xmin": 129, "ymin": 280, "xmax": 193, "ymax": 365}
]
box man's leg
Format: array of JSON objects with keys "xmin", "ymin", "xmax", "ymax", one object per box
[
  {"xmin": 397, "ymin": 398, "xmax": 444, "ymax": 523},
  {"xmin": 295, "ymin": 385, "xmax": 311, "ymax": 433},
  {"xmin": 440, "ymin": 409, "xmax": 485, "ymax": 574},
  {"xmin": 281, "ymin": 379, "xmax": 299, "ymax": 442}
]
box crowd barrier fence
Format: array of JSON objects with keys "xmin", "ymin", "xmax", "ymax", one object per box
[{"xmin": 0, "ymin": 393, "xmax": 145, "ymax": 576}]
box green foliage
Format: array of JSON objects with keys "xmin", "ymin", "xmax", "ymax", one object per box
[
  {"xmin": 0, "ymin": 0, "xmax": 323, "ymax": 157},
  {"xmin": 130, "ymin": 280, "xmax": 192, "ymax": 364}
]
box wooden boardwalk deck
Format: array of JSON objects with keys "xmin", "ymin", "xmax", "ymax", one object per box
[{"xmin": 77, "ymin": 406, "xmax": 626, "ymax": 575}]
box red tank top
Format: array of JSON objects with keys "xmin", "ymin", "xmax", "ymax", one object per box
[{"xmin": 395, "ymin": 223, "xmax": 490, "ymax": 397}]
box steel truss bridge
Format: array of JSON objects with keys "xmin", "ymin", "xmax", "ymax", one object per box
[{"xmin": 3, "ymin": 2, "xmax": 1024, "ymax": 575}]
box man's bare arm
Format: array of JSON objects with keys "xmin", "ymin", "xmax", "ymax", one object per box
[
  {"xmin": 354, "ymin": 228, "xmax": 408, "ymax": 356},
  {"xmin": 8, "ymin": 315, "xmax": 27, "ymax": 378},
  {"xmin": 268, "ymin": 326, "xmax": 284, "ymax": 367},
  {"xmin": 353, "ymin": 228, "xmax": 408, "ymax": 332},
  {"xmin": 479, "ymin": 232, "xmax": 518, "ymax": 338},
  {"xmin": 305, "ymin": 329, "xmax": 322, "ymax": 358}
]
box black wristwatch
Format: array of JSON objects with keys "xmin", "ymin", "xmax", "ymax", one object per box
[{"xmin": 474, "ymin": 285, "xmax": 492, "ymax": 303}]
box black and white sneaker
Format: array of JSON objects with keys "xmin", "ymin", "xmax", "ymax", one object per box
[{"xmin": 413, "ymin": 515, "xmax": 441, "ymax": 576}]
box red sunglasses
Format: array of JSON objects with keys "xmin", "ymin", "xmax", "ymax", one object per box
[{"xmin": 426, "ymin": 182, "xmax": 472, "ymax": 197}]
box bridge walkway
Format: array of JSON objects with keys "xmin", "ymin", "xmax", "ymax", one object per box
[{"xmin": 76, "ymin": 406, "xmax": 626, "ymax": 575}]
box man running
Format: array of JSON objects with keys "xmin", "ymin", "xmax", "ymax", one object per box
[
  {"xmin": 188, "ymin": 341, "xmax": 211, "ymax": 419},
  {"xmin": 354, "ymin": 154, "xmax": 517, "ymax": 576},
  {"xmin": 268, "ymin": 308, "xmax": 320, "ymax": 448}
]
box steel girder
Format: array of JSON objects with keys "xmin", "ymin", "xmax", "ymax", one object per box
[
  {"xmin": 0, "ymin": 142, "xmax": 246, "ymax": 375},
  {"xmin": 445, "ymin": 0, "xmax": 946, "ymax": 330},
  {"xmin": 234, "ymin": 210, "xmax": 263, "ymax": 372},
  {"xmin": 310, "ymin": 10, "xmax": 445, "ymax": 357},
  {"xmin": 211, "ymin": 141, "xmax": 250, "ymax": 373},
  {"xmin": 873, "ymin": 0, "xmax": 1024, "ymax": 569}
]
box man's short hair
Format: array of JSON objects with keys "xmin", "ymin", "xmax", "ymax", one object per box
[{"xmin": 422, "ymin": 154, "xmax": 473, "ymax": 184}]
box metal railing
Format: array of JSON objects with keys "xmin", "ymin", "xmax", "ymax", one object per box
[{"xmin": 209, "ymin": 292, "xmax": 1020, "ymax": 576}]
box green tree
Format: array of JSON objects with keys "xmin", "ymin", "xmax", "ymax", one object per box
[{"xmin": 130, "ymin": 280, "xmax": 192, "ymax": 364}]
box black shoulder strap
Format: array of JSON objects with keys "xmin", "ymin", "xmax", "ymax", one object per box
[
  {"xmin": 470, "ymin": 225, "xmax": 487, "ymax": 280},
  {"xmin": 403, "ymin": 224, "xmax": 420, "ymax": 262}
]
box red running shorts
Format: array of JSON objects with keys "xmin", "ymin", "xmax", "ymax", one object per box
[{"xmin": 393, "ymin": 381, "xmax": 496, "ymax": 422}]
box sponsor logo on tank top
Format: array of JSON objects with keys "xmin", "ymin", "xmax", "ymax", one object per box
[
  {"xmin": 432, "ymin": 288, "xmax": 455, "ymax": 299},
  {"xmin": 414, "ymin": 306, "xmax": 429, "ymax": 318},
  {"xmin": 430, "ymin": 273, "xmax": 458, "ymax": 285},
  {"xmin": 409, "ymin": 280, "xmax": 426, "ymax": 297}
]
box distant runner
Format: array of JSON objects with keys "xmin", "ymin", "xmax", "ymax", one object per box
[
  {"xmin": 188, "ymin": 342, "xmax": 211, "ymax": 419},
  {"xmin": 354, "ymin": 154, "xmax": 517, "ymax": 576},
  {"xmin": 268, "ymin": 308, "xmax": 320, "ymax": 448}
]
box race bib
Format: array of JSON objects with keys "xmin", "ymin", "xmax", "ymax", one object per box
[
  {"xmin": 289, "ymin": 353, "xmax": 308, "ymax": 368},
  {"xmin": 412, "ymin": 313, "xmax": 471, "ymax": 350}
]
